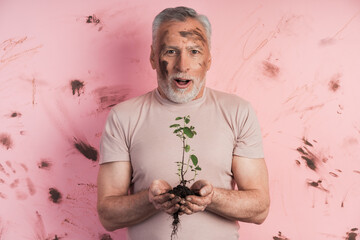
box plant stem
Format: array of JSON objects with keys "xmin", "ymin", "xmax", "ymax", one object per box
[{"xmin": 181, "ymin": 135, "xmax": 185, "ymax": 186}]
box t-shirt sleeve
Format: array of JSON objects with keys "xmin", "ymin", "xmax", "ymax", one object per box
[
  {"xmin": 233, "ymin": 102, "xmax": 264, "ymax": 159},
  {"xmin": 99, "ymin": 109, "xmax": 130, "ymax": 164}
]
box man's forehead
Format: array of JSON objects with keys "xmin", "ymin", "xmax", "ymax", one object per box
[
  {"xmin": 156, "ymin": 18, "xmax": 208, "ymax": 47},
  {"xmin": 158, "ymin": 18, "xmax": 206, "ymax": 35}
]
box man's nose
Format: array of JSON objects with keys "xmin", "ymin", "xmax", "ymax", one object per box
[{"xmin": 175, "ymin": 53, "xmax": 190, "ymax": 72}]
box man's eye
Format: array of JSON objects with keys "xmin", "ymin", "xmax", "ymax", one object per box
[
  {"xmin": 191, "ymin": 50, "xmax": 200, "ymax": 54},
  {"xmin": 166, "ymin": 50, "xmax": 176, "ymax": 55}
]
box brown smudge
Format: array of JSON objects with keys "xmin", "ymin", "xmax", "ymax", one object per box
[
  {"xmin": 0, "ymin": 133, "xmax": 13, "ymax": 149},
  {"xmin": 354, "ymin": 170, "xmax": 360, "ymax": 174},
  {"xmin": 74, "ymin": 138, "xmax": 98, "ymax": 161},
  {"xmin": 93, "ymin": 86, "xmax": 129, "ymax": 112},
  {"xmin": 70, "ymin": 80, "xmax": 84, "ymax": 96},
  {"xmin": 38, "ymin": 159, "xmax": 52, "ymax": 170},
  {"xmin": 328, "ymin": 74, "xmax": 341, "ymax": 92},
  {"xmin": 0, "ymin": 164, "xmax": 9, "ymax": 176},
  {"xmin": 0, "ymin": 192, "xmax": 6, "ymax": 199},
  {"xmin": 307, "ymin": 179, "xmax": 329, "ymax": 192},
  {"xmin": 16, "ymin": 191, "xmax": 28, "ymax": 200},
  {"xmin": 273, "ymin": 231, "xmax": 289, "ymax": 240},
  {"xmin": 10, "ymin": 179, "xmax": 20, "ymax": 188},
  {"xmin": 262, "ymin": 60, "xmax": 280, "ymax": 78},
  {"xmin": 100, "ymin": 233, "xmax": 113, "ymax": 240},
  {"xmin": 86, "ymin": 15, "xmax": 100, "ymax": 25},
  {"xmin": 303, "ymin": 137, "xmax": 313, "ymax": 147},
  {"xmin": 179, "ymin": 30, "xmax": 206, "ymax": 44},
  {"xmin": 10, "ymin": 112, "xmax": 22, "ymax": 118},
  {"xmin": 345, "ymin": 228, "xmax": 358, "ymax": 240},
  {"xmin": 0, "ymin": 178, "xmax": 4, "ymax": 184},
  {"xmin": 26, "ymin": 178, "xmax": 36, "ymax": 195},
  {"xmin": 20, "ymin": 163, "xmax": 28, "ymax": 172},
  {"xmin": 329, "ymin": 172, "xmax": 339, "ymax": 177},
  {"xmin": 49, "ymin": 188, "xmax": 62, "ymax": 203},
  {"xmin": 32, "ymin": 78, "xmax": 36, "ymax": 106},
  {"xmin": 295, "ymin": 138, "xmax": 326, "ymax": 172},
  {"xmin": 6, "ymin": 161, "xmax": 15, "ymax": 173},
  {"xmin": 160, "ymin": 60, "xmax": 169, "ymax": 77}
]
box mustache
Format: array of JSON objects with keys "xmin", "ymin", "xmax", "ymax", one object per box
[{"xmin": 169, "ymin": 72, "xmax": 198, "ymax": 82}]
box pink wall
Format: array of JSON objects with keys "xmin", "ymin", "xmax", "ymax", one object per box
[{"xmin": 1, "ymin": 0, "xmax": 359, "ymax": 239}]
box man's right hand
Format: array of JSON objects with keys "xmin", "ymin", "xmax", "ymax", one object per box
[{"xmin": 148, "ymin": 180, "xmax": 180, "ymax": 214}]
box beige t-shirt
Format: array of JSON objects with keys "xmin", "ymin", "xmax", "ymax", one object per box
[{"xmin": 100, "ymin": 87, "xmax": 264, "ymax": 240}]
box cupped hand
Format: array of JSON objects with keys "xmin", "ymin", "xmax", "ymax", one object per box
[
  {"xmin": 180, "ymin": 179, "xmax": 214, "ymax": 215},
  {"xmin": 148, "ymin": 180, "xmax": 180, "ymax": 214}
]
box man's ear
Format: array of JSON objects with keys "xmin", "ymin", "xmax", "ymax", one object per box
[
  {"xmin": 206, "ymin": 55, "xmax": 212, "ymax": 71},
  {"xmin": 150, "ymin": 45, "xmax": 156, "ymax": 70}
]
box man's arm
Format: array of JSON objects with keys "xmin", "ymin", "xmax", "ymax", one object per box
[
  {"xmin": 181, "ymin": 156, "xmax": 270, "ymax": 224},
  {"xmin": 97, "ymin": 161, "xmax": 180, "ymax": 231}
]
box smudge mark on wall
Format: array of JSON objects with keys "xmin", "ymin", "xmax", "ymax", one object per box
[
  {"xmin": 307, "ymin": 179, "xmax": 329, "ymax": 192},
  {"xmin": 74, "ymin": 138, "xmax": 98, "ymax": 161},
  {"xmin": 0, "ymin": 37, "xmax": 43, "ymax": 70},
  {"xmin": 296, "ymin": 138, "xmax": 327, "ymax": 171},
  {"xmin": 10, "ymin": 112, "xmax": 22, "ymax": 118},
  {"xmin": 320, "ymin": 10, "xmax": 360, "ymax": 46},
  {"xmin": 32, "ymin": 78, "xmax": 36, "ymax": 106},
  {"xmin": 26, "ymin": 178, "xmax": 36, "ymax": 195},
  {"xmin": 38, "ymin": 159, "xmax": 52, "ymax": 170},
  {"xmin": 70, "ymin": 80, "xmax": 85, "ymax": 96},
  {"xmin": 262, "ymin": 60, "xmax": 280, "ymax": 78},
  {"xmin": 0, "ymin": 133, "xmax": 13, "ymax": 149},
  {"xmin": 86, "ymin": 14, "xmax": 103, "ymax": 31},
  {"xmin": 0, "ymin": 164, "xmax": 9, "ymax": 176},
  {"xmin": 16, "ymin": 191, "xmax": 28, "ymax": 200},
  {"xmin": 100, "ymin": 233, "xmax": 113, "ymax": 240},
  {"xmin": 0, "ymin": 192, "xmax": 6, "ymax": 199},
  {"xmin": 6, "ymin": 161, "xmax": 16, "ymax": 173},
  {"xmin": 49, "ymin": 188, "xmax": 62, "ymax": 203},
  {"xmin": 20, "ymin": 163, "xmax": 28, "ymax": 172},
  {"xmin": 328, "ymin": 74, "xmax": 341, "ymax": 92},
  {"xmin": 273, "ymin": 231, "xmax": 289, "ymax": 240},
  {"xmin": 345, "ymin": 228, "xmax": 358, "ymax": 240},
  {"xmin": 10, "ymin": 179, "xmax": 19, "ymax": 188},
  {"xmin": 329, "ymin": 172, "xmax": 339, "ymax": 177},
  {"xmin": 93, "ymin": 86, "xmax": 129, "ymax": 112},
  {"xmin": 34, "ymin": 211, "xmax": 47, "ymax": 240},
  {"xmin": 86, "ymin": 15, "xmax": 100, "ymax": 25}
]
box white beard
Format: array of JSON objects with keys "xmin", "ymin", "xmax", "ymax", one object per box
[{"xmin": 157, "ymin": 72, "xmax": 205, "ymax": 103}]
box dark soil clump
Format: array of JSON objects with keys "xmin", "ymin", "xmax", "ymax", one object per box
[{"xmin": 168, "ymin": 184, "xmax": 198, "ymax": 240}]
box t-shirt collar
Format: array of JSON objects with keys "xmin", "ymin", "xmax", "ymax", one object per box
[{"xmin": 154, "ymin": 87, "xmax": 207, "ymax": 107}]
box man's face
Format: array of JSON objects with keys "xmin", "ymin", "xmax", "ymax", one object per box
[{"xmin": 150, "ymin": 18, "xmax": 211, "ymax": 103}]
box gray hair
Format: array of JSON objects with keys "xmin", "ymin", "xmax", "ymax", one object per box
[{"xmin": 152, "ymin": 6, "xmax": 212, "ymax": 48}]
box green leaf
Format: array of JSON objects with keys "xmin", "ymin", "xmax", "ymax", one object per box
[
  {"xmin": 195, "ymin": 166, "xmax": 202, "ymax": 171},
  {"xmin": 173, "ymin": 128, "xmax": 182, "ymax": 134},
  {"xmin": 175, "ymin": 117, "xmax": 182, "ymax": 120},
  {"xmin": 184, "ymin": 117, "xmax": 190, "ymax": 124},
  {"xmin": 170, "ymin": 124, "xmax": 180, "ymax": 128},
  {"xmin": 183, "ymin": 127, "xmax": 194, "ymax": 138},
  {"xmin": 184, "ymin": 145, "xmax": 190, "ymax": 152},
  {"xmin": 190, "ymin": 154, "xmax": 198, "ymax": 166}
]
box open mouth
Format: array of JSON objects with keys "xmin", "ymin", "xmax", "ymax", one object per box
[
  {"xmin": 175, "ymin": 78, "xmax": 191, "ymax": 85},
  {"xmin": 173, "ymin": 78, "xmax": 192, "ymax": 89}
]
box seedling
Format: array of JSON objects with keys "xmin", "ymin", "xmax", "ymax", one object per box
[
  {"xmin": 170, "ymin": 115, "xmax": 201, "ymax": 186},
  {"xmin": 168, "ymin": 115, "xmax": 201, "ymax": 239}
]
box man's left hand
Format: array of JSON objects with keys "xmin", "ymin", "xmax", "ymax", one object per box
[{"xmin": 180, "ymin": 179, "xmax": 214, "ymax": 215}]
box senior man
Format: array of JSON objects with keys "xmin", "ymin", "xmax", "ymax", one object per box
[{"xmin": 97, "ymin": 6, "xmax": 270, "ymax": 240}]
